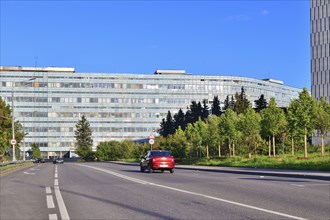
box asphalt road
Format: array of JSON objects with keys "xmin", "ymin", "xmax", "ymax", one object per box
[{"xmin": 1, "ymin": 162, "xmax": 329, "ymax": 220}]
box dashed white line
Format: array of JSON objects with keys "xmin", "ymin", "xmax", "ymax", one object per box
[
  {"xmin": 49, "ymin": 214, "xmax": 58, "ymax": 220},
  {"xmin": 54, "ymin": 179, "xmax": 58, "ymax": 186},
  {"xmin": 78, "ymin": 164, "xmax": 308, "ymax": 220},
  {"xmin": 47, "ymin": 195, "xmax": 55, "ymax": 209},
  {"xmin": 55, "ymin": 173, "xmax": 58, "ymax": 178},
  {"xmin": 46, "ymin": 187, "xmax": 52, "ymax": 194}
]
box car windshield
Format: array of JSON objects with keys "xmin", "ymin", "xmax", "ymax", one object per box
[{"xmin": 150, "ymin": 151, "xmax": 172, "ymax": 157}]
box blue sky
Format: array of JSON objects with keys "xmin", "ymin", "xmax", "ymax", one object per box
[{"xmin": 1, "ymin": 1, "xmax": 310, "ymax": 89}]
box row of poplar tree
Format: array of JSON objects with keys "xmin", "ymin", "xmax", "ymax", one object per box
[{"xmin": 157, "ymin": 87, "xmax": 330, "ymax": 160}]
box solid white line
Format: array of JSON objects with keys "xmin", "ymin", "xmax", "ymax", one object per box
[
  {"xmin": 78, "ymin": 164, "xmax": 308, "ymax": 220},
  {"xmin": 54, "ymin": 179, "xmax": 58, "ymax": 186},
  {"xmin": 49, "ymin": 214, "xmax": 58, "ymax": 220},
  {"xmin": 46, "ymin": 187, "xmax": 52, "ymax": 194},
  {"xmin": 47, "ymin": 195, "xmax": 55, "ymax": 209},
  {"xmin": 54, "ymin": 186, "xmax": 70, "ymax": 220}
]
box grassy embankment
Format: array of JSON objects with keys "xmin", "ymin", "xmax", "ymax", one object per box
[
  {"xmin": 180, "ymin": 152, "xmax": 330, "ymax": 171},
  {"xmin": 0, "ymin": 161, "xmax": 34, "ymax": 174}
]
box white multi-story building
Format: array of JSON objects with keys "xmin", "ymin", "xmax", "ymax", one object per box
[{"xmin": 0, "ymin": 66, "xmax": 301, "ymax": 158}]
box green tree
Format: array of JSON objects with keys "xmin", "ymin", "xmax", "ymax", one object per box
[
  {"xmin": 184, "ymin": 123, "xmax": 202, "ymax": 158},
  {"xmin": 30, "ymin": 143, "xmax": 41, "ymax": 158},
  {"xmin": 0, "ymin": 97, "xmax": 26, "ymax": 159},
  {"xmin": 288, "ymin": 88, "xmax": 317, "ymax": 158},
  {"xmin": 159, "ymin": 111, "xmax": 175, "ymax": 137},
  {"xmin": 254, "ymin": 94, "xmax": 268, "ymax": 113},
  {"xmin": 75, "ymin": 115, "xmax": 94, "ymax": 161},
  {"xmin": 194, "ymin": 118, "xmax": 210, "ymax": 158},
  {"xmin": 171, "ymin": 126, "xmax": 187, "ymax": 160},
  {"xmin": 234, "ymin": 87, "xmax": 250, "ymax": 114},
  {"xmin": 211, "ymin": 96, "xmax": 222, "ymax": 116},
  {"xmin": 239, "ymin": 106, "xmax": 262, "ymax": 156},
  {"xmin": 314, "ymin": 97, "xmax": 330, "ymax": 157},
  {"xmin": 287, "ymin": 99, "xmax": 301, "ymax": 157},
  {"xmin": 261, "ymin": 97, "xmax": 287, "ymax": 157},
  {"xmin": 201, "ymin": 99, "xmax": 210, "ymax": 121},
  {"xmin": 206, "ymin": 115, "xmax": 221, "ymax": 158},
  {"xmin": 174, "ymin": 108, "xmax": 186, "ymax": 130},
  {"xmin": 219, "ymin": 109, "xmax": 239, "ymax": 157}
]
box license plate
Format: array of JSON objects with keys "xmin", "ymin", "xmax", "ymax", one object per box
[{"xmin": 160, "ymin": 164, "xmax": 168, "ymax": 167}]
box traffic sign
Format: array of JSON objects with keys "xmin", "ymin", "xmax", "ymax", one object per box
[
  {"xmin": 11, "ymin": 139, "xmax": 16, "ymax": 145},
  {"xmin": 149, "ymin": 134, "xmax": 155, "ymax": 139},
  {"xmin": 149, "ymin": 139, "xmax": 155, "ymax": 145}
]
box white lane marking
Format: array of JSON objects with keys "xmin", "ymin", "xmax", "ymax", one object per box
[
  {"xmin": 78, "ymin": 164, "xmax": 308, "ymax": 220},
  {"xmin": 54, "ymin": 186, "xmax": 70, "ymax": 220},
  {"xmin": 49, "ymin": 214, "xmax": 58, "ymax": 220},
  {"xmin": 23, "ymin": 172, "xmax": 36, "ymax": 175},
  {"xmin": 47, "ymin": 195, "xmax": 55, "ymax": 208},
  {"xmin": 291, "ymin": 184, "xmax": 305, "ymax": 187},
  {"xmin": 46, "ymin": 187, "xmax": 52, "ymax": 194},
  {"xmin": 291, "ymin": 183, "xmax": 329, "ymax": 187},
  {"xmin": 54, "ymin": 179, "xmax": 58, "ymax": 186},
  {"xmin": 30, "ymin": 168, "xmax": 40, "ymax": 170},
  {"xmin": 55, "ymin": 173, "xmax": 58, "ymax": 178}
]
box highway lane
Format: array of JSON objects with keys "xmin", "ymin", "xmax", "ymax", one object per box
[
  {"xmin": 1, "ymin": 162, "xmax": 329, "ymax": 220},
  {"xmin": 0, "ymin": 163, "xmax": 61, "ymax": 220}
]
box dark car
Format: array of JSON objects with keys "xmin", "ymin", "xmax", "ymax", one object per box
[
  {"xmin": 34, "ymin": 158, "xmax": 45, "ymax": 163},
  {"xmin": 140, "ymin": 150, "xmax": 175, "ymax": 173},
  {"xmin": 53, "ymin": 157, "xmax": 64, "ymax": 164}
]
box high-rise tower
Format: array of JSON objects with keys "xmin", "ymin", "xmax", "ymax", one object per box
[{"xmin": 311, "ymin": 0, "xmax": 330, "ymax": 102}]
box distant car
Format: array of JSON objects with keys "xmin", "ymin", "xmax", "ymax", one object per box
[
  {"xmin": 140, "ymin": 150, "xmax": 175, "ymax": 173},
  {"xmin": 33, "ymin": 158, "xmax": 45, "ymax": 163},
  {"xmin": 53, "ymin": 157, "xmax": 64, "ymax": 164}
]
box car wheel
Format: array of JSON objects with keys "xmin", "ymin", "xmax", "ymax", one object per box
[
  {"xmin": 140, "ymin": 166, "xmax": 145, "ymax": 172},
  {"xmin": 161, "ymin": 170, "xmax": 164, "ymax": 173},
  {"xmin": 170, "ymin": 169, "xmax": 174, "ymax": 173}
]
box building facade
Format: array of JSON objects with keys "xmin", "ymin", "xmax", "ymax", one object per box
[
  {"xmin": 311, "ymin": 0, "xmax": 330, "ymax": 102},
  {"xmin": 311, "ymin": 0, "xmax": 330, "ymax": 145},
  {"xmin": 0, "ymin": 66, "xmax": 302, "ymax": 158}
]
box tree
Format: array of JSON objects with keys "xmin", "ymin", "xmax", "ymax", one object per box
[
  {"xmin": 254, "ymin": 94, "xmax": 268, "ymax": 112},
  {"xmin": 171, "ymin": 127, "xmax": 187, "ymax": 160},
  {"xmin": 206, "ymin": 115, "xmax": 221, "ymax": 157},
  {"xmin": 75, "ymin": 115, "xmax": 94, "ymax": 161},
  {"xmin": 288, "ymin": 88, "xmax": 317, "ymax": 158},
  {"xmin": 287, "ymin": 99, "xmax": 301, "ymax": 157},
  {"xmin": 0, "ymin": 97, "xmax": 26, "ymax": 159},
  {"xmin": 234, "ymin": 87, "xmax": 250, "ymax": 114},
  {"xmin": 261, "ymin": 97, "xmax": 287, "ymax": 157},
  {"xmin": 211, "ymin": 96, "xmax": 221, "ymax": 116},
  {"xmin": 223, "ymin": 95, "xmax": 235, "ymax": 111},
  {"xmin": 159, "ymin": 111, "xmax": 175, "ymax": 138},
  {"xmin": 29, "ymin": 143, "xmax": 41, "ymax": 158},
  {"xmin": 194, "ymin": 119, "xmax": 209, "ymax": 158},
  {"xmin": 314, "ymin": 97, "xmax": 330, "ymax": 157},
  {"xmin": 174, "ymin": 108, "xmax": 186, "ymax": 130},
  {"xmin": 201, "ymin": 99, "xmax": 209, "ymax": 121},
  {"xmin": 239, "ymin": 106, "xmax": 262, "ymax": 156},
  {"xmin": 184, "ymin": 123, "xmax": 202, "ymax": 158},
  {"xmin": 219, "ymin": 109, "xmax": 239, "ymax": 157}
]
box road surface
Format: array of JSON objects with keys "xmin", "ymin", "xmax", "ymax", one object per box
[{"xmin": 1, "ymin": 162, "xmax": 329, "ymax": 220}]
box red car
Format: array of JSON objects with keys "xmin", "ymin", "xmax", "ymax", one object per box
[{"xmin": 140, "ymin": 150, "xmax": 175, "ymax": 173}]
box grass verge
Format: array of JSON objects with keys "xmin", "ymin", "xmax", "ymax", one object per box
[
  {"xmin": 180, "ymin": 154, "xmax": 330, "ymax": 171},
  {"xmin": 0, "ymin": 161, "xmax": 34, "ymax": 175}
]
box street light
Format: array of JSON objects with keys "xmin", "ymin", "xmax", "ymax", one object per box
[{"xmin": 11, "ymin": 77, "xmax": 37, "ymax": 161}]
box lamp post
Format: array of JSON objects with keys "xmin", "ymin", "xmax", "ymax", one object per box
[{"xmin": 11, "ymin": 77, "xmax": 37, "ymax": 161}]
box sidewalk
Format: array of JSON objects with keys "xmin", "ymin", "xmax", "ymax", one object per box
[{"xmin": 109, "ymin": 161, "xmax": 330, "ymax": 181}]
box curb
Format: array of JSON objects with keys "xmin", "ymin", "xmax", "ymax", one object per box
[{"xmin": 108, "ymin": 161, "xmax": 330, "ymax": 181}]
